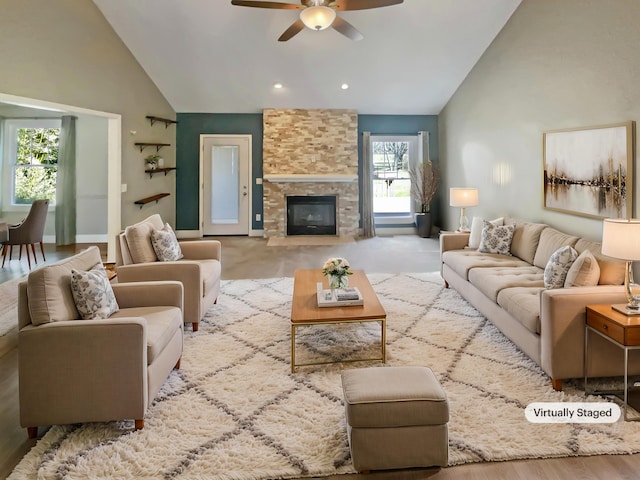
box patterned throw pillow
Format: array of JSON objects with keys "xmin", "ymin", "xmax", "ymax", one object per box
[
  {"xmin": 468, "ymin": 217, "xmax": 504, "ymax": 249},
  {"xmin": 150, "ymin": 223, "xmax": 183, "ymax": 261},
  {"xmin": 70, "ymin": 263, "xmax": 119, "ymax": 319},
  {"xmin": 478, "ymin": 221, "xmax": 515, "ymax": 255},
  {"xmin": 544, "ymin": 245, "xmax": 578, "ymax": 289}
]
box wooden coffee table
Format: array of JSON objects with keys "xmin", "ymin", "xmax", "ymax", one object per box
[{"xmin": 290, "ymin": 269, "xmax": 387, "ymax": 373}]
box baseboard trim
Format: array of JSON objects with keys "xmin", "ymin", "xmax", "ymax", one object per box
[{"xmin": 42, "ymin": 234, "xmax": 108, "ymax": 244}]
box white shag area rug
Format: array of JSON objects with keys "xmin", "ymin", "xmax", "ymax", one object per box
[{"xmin": 10, "ymin": 272, "xmax": 640, "ymax": 479}]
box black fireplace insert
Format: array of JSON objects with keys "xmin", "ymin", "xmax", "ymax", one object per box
[{"xmin": 286, "ymin": 195, "xmax": 337, "ymax": 236}]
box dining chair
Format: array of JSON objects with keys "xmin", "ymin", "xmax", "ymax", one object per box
[{"xmin": 1, "ymin": 199, "xmax": 49, "ymax": 269}]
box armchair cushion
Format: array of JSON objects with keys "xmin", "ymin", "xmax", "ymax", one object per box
[
  {"xmin": 111, "ymin": 306, "xmax": 182, "ymax": 364},
  {"xmin": 71, "ymin": 263, "xmax": 119, "ymax": 319},
  {"xmin": 201, "ymin": 259, "xmax": 222, "ymax": 292},
  {"xmin": 27, "ymin": 246, "xmax": 103, "ymax": 326},
  {"xmin": 124, "ymin": 214, "xmax": 164, "ymax": 264},
  {"xmin": 151, "ymin": 223, "xmax": 183, "ymax": 262}
]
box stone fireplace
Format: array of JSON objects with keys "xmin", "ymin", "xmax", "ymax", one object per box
[{"xmin": 262, "ymin": 109, "xmax": 359, "ymax": 238}]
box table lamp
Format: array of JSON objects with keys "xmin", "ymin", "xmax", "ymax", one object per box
[
  {"xmin": 449, "ymin": 188, "xmax": 479, "ymax": 232},
  {"xmin": 601, "ymin": 218, "xmax": 640, "ymax": 315}
]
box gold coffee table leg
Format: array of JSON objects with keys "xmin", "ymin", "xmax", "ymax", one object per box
[
  {"xmin": 291, "ymin": 324, "xmax": 296, "ymax": 373},
  {"xmin": 381, "ymin": 318, "xmax": 386, "ymax": 363}
]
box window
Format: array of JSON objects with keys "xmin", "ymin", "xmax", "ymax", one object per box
[
  {"xmin": 371, "ymin": 135, "xmax": 418, "ymax": 220},
  {"xmin": 2, "ymin": 119, "xmax": 60, "ymax": 208}
]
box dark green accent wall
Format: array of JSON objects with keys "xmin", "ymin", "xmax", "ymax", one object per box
[
  {"xmin": 175, "ymin": 113, "xmax": 438, "ymax": 233},
  {"xmin": 357, "ymin": 115, "xmax": 440, "ymax": 229},
  {"xmin": 176, "ymin": 113, "xmax": 263, "ymax": 231}
]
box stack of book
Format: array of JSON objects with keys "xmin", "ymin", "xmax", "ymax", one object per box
[{"xmin": 316, "ymin": 283, "xmax": 364, "ymax": 307}]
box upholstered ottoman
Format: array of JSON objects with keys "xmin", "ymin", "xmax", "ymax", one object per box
[{"xmin": 341, "ymin": 366, "xmax": 449, "ymax": 472}]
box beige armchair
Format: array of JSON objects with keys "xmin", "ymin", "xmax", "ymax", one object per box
[
  {"xmin": 115, "ymin": 214, "xmax": 221, "ymax": 331},
  {"xmin": 18, "ymin": 246, "xmax": 184, "ymax": 438}
]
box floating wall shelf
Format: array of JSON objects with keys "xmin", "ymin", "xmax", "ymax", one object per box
[
  {"xmin": 134, "ymin": 193, "xmax": 170, "ymax": 209},
  {"xmin": 146, "ymin": 116, "xmax": 178, "ymax": 128},
  {"xmin": 135, "ymin": 142, "xmax": 171, "ymax": 153},
  {"xmin": 145, "ymin": 167, "xmax": 176, "ymax": 179}
]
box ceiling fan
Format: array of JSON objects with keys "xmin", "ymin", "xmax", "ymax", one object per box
[{"xmin": 230, "ymin": 0, "xmax": 404, "ymax": 42}]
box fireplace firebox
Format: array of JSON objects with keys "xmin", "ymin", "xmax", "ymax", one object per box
[{"xmin": 286, "ymin": 195, "xmax": 337, "ymax": 236}]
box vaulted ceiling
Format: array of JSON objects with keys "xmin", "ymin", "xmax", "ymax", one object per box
[{"xmin": 94, "ymin": 0, "xmax": 521, "ymax": 114}]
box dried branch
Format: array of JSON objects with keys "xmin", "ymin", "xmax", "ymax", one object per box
[{"xmin": 409, "ymin": 161, "xmax": 439, "ymax": 213}]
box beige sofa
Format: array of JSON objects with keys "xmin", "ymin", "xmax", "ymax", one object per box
[
  {"xmin": 115, "ymin": 214, "xmax": 222, "ymax": 331},
  {"xmin": 441, "ymin": 218, "xmax": 640, "ymax": 391},
  {"xmin": 18, "ymin": 246, "xmax": 183, "ymax": 438}
]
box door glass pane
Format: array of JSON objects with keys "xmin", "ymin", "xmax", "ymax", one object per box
[
  {"xmin": 211, "ymin": 145, "xmax": 239, "ymax": 224},
  {"xmin": 372, "ymin": 141, "xmax": 411, "ymax": 214}
]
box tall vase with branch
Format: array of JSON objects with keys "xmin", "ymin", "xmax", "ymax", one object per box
[{"xmin": 410, "ymin": 160, "xmax": 439, "ymax": 238}]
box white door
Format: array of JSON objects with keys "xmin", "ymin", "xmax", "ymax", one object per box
[{"xmin": 202, "ymin": 135, "xmax": 250, "ymax": 235}]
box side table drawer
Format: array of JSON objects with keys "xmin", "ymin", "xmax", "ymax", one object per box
[{"xmin": 588, "ymin": 312, "xmax": 625, "ymax": 344}]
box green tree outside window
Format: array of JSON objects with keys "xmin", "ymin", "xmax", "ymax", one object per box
[{"xmin": 14, "ymin": 128, "xmax": 59, "ymax": 204}]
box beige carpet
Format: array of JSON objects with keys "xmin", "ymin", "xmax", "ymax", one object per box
[
  {"xmin": 10, "ymin": 272, "xmax": 640, "ymax": 479},
  {"xmin": 267, "ymin": 236, "xmax": 356, "ymax": 247}
]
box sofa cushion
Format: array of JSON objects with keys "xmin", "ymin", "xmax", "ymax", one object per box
[
  {"xmin": 510, "ymin": 222, "xmax": 547, "ymax": 264},
  {"xmin": 151, "ymin": 223, "xmax": 184, "ymax": 262},
  {"xmin": 27, "ymin": 246, "xmax": 103, "ymax": 326},
  {"xmin": 468, "ymin": 217, "xmax": 504, "ymax": 249},
  {"xmin": 468, "ymin": 267, "xmax": 543, "ymax": 302},
  {"xmin": 533, "ymin": 228, "xmax": 580, "ymax": 269},
  {"xmin": 564, "ymin": 249, "xmax": 600, "ymax": 287},
  {"xmin": 544, "ymin": 246, "xmax": 578, "ymax": 289},
  {"xmin": 478, "ymin": 221, "xmax": 515, "ymax": 255},
  {"xmin": 110, "ymin": 305, "xmax": 182, "ymax": 364},
  {"xmin": 442, "ymin": 250, "xmax": 531, "ymax": 280},
  {"xmin": 124, "ymin": 214, "xmax": 165, "ymax": 264},
  {"xmin": 496, "ymin": 287, "xmax": 544, "ymax": 334},
  {"xmin": 574, "ymin": 238, "xmax": 625, "ymax": 285},
  {"xmin": 70, "ymin": 263, "xmax": 119, "ymax": 319}
]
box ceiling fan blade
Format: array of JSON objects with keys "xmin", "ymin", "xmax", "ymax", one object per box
[
  {"xmin": 231, "ymin": 0, "xmax": 304, "ymax": 9},
  {"xmin": 278, "ymin": 19, "xmax": 306, "ymax": 41},
  {"xmin": 329, "ymin": 0, "xmax": 403, "ymax": 11},
  {"xmin": 331, "ymin": 16, "xmax": 363, "ymax": 41}
]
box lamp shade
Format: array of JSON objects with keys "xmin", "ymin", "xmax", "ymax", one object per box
[
  {"xmin": 300, "ymin": 6, "xmax": 336, "ymax": 31},
  {"xmin": 449, "ymin": 188, "xmax": 479, "ymax": 207},
  {"xmin": 602, "ymin": 218, "xmax": 640, "ymax": 261}
]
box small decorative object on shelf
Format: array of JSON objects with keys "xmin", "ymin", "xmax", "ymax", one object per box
[
  {"xmin": 145, "ymin": 153, "xmax": 161, "ymax": 170},
  {"xmin": 322, "ymin": 257, "xmax": 353, "ymax": 289}
]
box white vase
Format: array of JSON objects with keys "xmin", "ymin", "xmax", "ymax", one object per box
[
  {"xmin": 157, "ymin": 157, "xmax": 165, "ymax": 168},
  {"xmin": 328, "ymin": 274, "xmax": 348, "ymax": 289}
]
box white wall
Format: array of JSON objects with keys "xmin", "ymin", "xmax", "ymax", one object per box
[{"xmin": 439, "ymin": 0, "xmax": 640, "ymax": 241}]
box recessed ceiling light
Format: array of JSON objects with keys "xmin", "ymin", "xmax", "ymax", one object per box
[
  {"xmin": 273, "ymin": 82, "xmax": 283, "ymax": 89},
  {"xmin": 341, "ymin": 83, "xmax": 350, "ymax": 90}
]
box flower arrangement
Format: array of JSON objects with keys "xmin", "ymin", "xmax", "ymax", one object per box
[{"xmin": 322, "ymin": 257, "xmax": 353, "ymax": 289}]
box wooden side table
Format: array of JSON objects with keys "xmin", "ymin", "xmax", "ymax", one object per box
[{"xmin": 585, "ymin": 304, "xmax": 640, "ymax": 420}]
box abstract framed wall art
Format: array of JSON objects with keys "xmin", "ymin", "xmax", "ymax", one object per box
[{"xmin": 543, "ymin": 121, "xmax": 634, "ymax": 219}]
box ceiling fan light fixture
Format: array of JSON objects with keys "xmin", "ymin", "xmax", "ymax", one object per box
[{"xmin": 299, "ymin": 6, "xmax": 336, "ymax": 31}]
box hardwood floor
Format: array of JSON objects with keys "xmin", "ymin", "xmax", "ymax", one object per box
[{"xmin": 1, "ymin": 235, "xmax": 639, "ymax": 479}]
